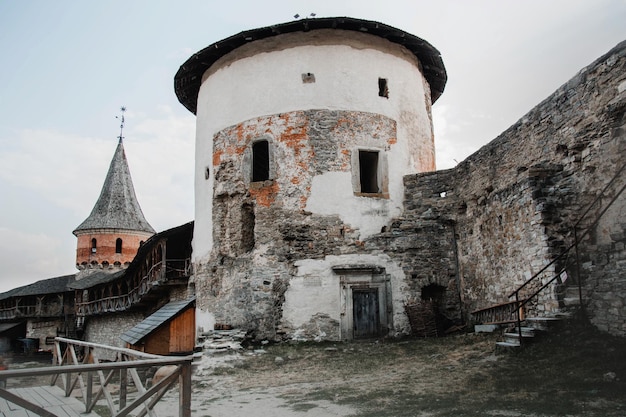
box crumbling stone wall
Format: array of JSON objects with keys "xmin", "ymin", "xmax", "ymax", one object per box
[
  {"xmin": 365, "ymin": 173, "xmax": 461, "ymax": 324},
  {"xmin": 399, "ymin": 41, "xmax": 626, "ymax": 335},
  {"xmin": 194, "ymin": 109, "xmax": 412, "ymax": 340},
  {"xmin": 194, "ymin": 40, "xmax": 625, "ymax": 340}
]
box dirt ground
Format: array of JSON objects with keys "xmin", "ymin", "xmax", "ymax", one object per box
[{"xmin": 154, "ymin": 320, "xmax": 626, "ymax": 417}]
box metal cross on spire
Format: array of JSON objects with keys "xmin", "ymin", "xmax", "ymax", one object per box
[{"xmin": 116, "ymin": 106, "xmax": 127, "ymax": 143}]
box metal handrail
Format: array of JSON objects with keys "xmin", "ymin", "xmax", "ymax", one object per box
[{"xmin": 506, "ymin": 163, "xmax": 626, "ymax": 345}]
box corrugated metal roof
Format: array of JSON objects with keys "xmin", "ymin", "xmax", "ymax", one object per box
[
  {"xmin": 174, "ymin": 16, "xmax": 447, "ymax": 114},
  {"xmin": 120, "ymin": 298, "xmax": 195, "ymax": 345}
]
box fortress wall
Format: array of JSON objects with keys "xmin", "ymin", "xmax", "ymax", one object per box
[{"xmin": 401, "ymin": 41, "xmax": 626, "ymax": 334}]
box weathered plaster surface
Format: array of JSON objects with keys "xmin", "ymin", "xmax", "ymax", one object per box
[
  {"xmin": 191, "ymin": 26, "xmax": 625, "ymax": 340},
  {"xmin": 193, "ymin": 33, "xmax": 434, "ymax": 264},
  {"xmin": 281, "ymin": 254, "xmax": 409, "ymax": 341}
]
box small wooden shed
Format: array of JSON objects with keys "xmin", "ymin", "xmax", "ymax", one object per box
[{"xmin": 121, "ymin": 298, "xmax": 195, "ymax": 355}]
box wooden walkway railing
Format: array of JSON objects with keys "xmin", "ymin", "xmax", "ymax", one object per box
[
  {"xmin": 0, "ymin": 337, "xmax": 192, "ymax": 417},
  {"xmin": 470, "ymin": 299, "xmax": 526, "ymax": 325}
]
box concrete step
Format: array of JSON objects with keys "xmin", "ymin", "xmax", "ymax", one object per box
[
  {"xmin": 474, "ymin": 324, "xmax": 500, "ymax": 333},
  {"xmin": 496, "ymin": 341, "xmax": 521, "ymax": 348},
  {"xmin": 504, "ymin": 332, "xmax": 534, "ymax": 344},
  {"xmin": 563, "ymin": 297, "xmax": 581, "ymax": 306},
  {"xmin": 510, "ymin": 327, "xmax": 536, "ymax": 337},
  {"xmin": 525, "ymin": 316, "xmax": 562, "ymax": 331}
]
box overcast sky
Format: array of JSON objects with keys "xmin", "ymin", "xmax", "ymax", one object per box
[{"xmin": 0, "ymin": 0, "xmax": 624, "ymax": 293}]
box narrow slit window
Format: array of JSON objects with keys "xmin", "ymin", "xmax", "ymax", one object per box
[
  {"xmin": 91, "ymin": 238, "xmax": 97, "ymax": 253},
  {"xmin": 359, "ymin": 150, "xmax": 380, "ymax": 193},
  {"xmin": 252, "ymin": 140, "xmax": 270, "ymax": 182},
  {"xmin": 378, "ymin": 78, "xmax": 389, "ymax": 98},
  {"xmin": 115, "ymin": 238, "xmax": 122, "ymax": 254},
  {"xmin": 241, "ymin": 203, "xmax": 255, "ymax": 253}
]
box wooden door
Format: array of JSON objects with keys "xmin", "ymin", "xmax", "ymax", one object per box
[{"xmin": 353, "ymin": 289, "xmax": 380, "ymax": 338}]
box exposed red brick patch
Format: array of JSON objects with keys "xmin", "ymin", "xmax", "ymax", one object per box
[
  {"xmin": 213, "ymin": 150, "xmax": 223, "ymax": 166},
  {"xmin": 250, "ymin": 182, "xmax": 279, "ymax": 207}
]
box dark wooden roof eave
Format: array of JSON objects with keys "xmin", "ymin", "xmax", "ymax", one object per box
[
  {"xmin": 0, "ymin": 274, "xmax": 76, "ymax": 301},
  {"xmin": 174, "ymin": 16, "xmax": 447, "ymax": 114}
]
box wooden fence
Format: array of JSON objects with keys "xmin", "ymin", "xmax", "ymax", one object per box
[{"xmin": 0, "ymin": 337, "xmax": 192, "ymax": 417}]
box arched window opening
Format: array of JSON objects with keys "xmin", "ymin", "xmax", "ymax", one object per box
[
  {"xmin": 91, "ymin": 238, "xmax": 97, "ymax": 253},
  {"xmin": 252, "ymin": 140, "xmax": 270, "ymax": 182},
  {"xmin": 421, "ymin": 284, "xmax": 447, "ymax": 304},
  {"xmin": 115, "ymin": 238, "xmax": 123, "ymax": 254}
]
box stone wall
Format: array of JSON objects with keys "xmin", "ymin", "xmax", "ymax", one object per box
[
  {"xmin": 26, "ymin": 319, "xmax": 64, "ymax": 351},
  {"xmin": 398, "ymin": 40, "xmax": 626, "ymax": 334},
  {"xmin": 194, "ymin": 40, "xmax": 625, "ymax": 340},
  {"xmin": 84, "ymin": 312, "xmax": 144, "ymax": 358}
]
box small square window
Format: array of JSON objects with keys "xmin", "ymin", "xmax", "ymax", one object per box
[
  {"xmin": 378, "ymin": 78, "xmax": 389, "ymax": 98},
  {"xmin": 302, "ymin": 73, "xmax": 316, "ymax": 83}
]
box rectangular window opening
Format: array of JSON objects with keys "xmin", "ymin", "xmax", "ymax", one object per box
[
  {"xmin": 378, "ymin": 78, "xmax": 389, "ymax": 98},
  {"xmin": 359, "ymin": 150, "xmax": 380, "ymax": 194},
  {"xmin": 252, "ymin": 140, "xmax": 270, "ymax": 182}
]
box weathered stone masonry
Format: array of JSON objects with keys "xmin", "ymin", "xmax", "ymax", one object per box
[
  {"xmin": 179, "ymin": 17, "xmax": 624, "ymax": 341},
  {"xmin": 195, "ymin": 109, "xmax": 399, "ymax": 339},
  {"xmin": 396, "ymin": 41, "xmax": 626, "ymax": 335}
]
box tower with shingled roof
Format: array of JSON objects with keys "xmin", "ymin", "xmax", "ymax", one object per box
[{"xmin": 73, "ymin": 108, "xmax": 155, "ymax": 274}]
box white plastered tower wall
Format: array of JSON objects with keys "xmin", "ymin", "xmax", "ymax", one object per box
[
  {"xmin": 193, "ymin": 30, "xmax": 435, "ymax": 261},
  {"xmin": 176, "ymin": 18, "xmax": 446, "ymax": 341}
]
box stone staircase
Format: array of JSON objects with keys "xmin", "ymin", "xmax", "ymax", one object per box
[{"xmin": 494, "ymin": 286, "xmax": 582, "ymax": 348}]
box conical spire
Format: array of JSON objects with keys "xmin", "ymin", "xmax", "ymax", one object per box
[{"xmin": 73, "ymin": 138, "xmax": 155, "ymax": 235}]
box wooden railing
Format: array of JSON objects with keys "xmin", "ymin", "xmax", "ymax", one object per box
[
  {"xmin": 0, "ymin": 337, "xmax": 192, "ymax": 417},
  {"xmin": 470, "ymin": 299, "xmax": 527, "ymax": 325},
  {"xmin": 0, "ymin": 303, "xmax": 64, "ymax": 320},
  {"xmin": 75, "ymin": 258, "xmax": 190, "ymax": 316}
]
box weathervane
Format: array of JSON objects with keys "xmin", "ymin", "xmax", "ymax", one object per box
[{"xmin": 116, "ymin": 106, "xmax": 126, "ymax": 142}]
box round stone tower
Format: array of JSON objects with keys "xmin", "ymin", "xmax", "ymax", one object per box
[
  {"xmin": 73, "ymin": 138, "xmax": 155, "ymax": 273},
  {"xmin": 175, "ymin": 17, "xmax": 446, "ymax": 341}
]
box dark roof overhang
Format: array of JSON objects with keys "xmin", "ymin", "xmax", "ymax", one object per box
[{"xmin": 174, "ymin": 16, "xmax": 447, "ymax": 114}]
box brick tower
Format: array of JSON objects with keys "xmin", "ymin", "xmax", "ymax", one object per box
[{"xmin": 73, "ymin": 117, "xmax": 155, "ymax": 273}]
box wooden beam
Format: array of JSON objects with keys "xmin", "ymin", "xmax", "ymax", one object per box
[{"xmin": 0, "ymin": 387, "xmax": 56, "ymax": 417}]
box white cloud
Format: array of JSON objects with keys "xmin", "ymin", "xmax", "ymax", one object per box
[
  {"xmin": 0, "ymin": 227, "xmax": 73, "ymax": 293},
  {"xmin": 0, "ymin": 110, "xmax": 196, "ymax": 285},
  {"xmin": 0, "ymin": 129, "xmax": 112, "ymax": 217},
  {"xmin": 123, "ymin": 107, "xmax": 196, "ymax": 231}
]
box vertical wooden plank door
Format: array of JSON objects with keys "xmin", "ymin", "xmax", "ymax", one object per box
[{"xmin": 353, "ymin": 289, "xmax": 380, "ymax": 338}]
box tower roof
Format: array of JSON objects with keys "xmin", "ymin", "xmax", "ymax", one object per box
[
  {"xmin": 174, "ymin": 16, "xmax": 447, "ymax": 114},
  {"xmin": 73, "ymin": 139, "xmax": 155, "ymax": 236}
]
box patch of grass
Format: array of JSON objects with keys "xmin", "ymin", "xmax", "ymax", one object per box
[{"xmin": 201, "ymin": 322, "xmax": 626, "ymax": 416}]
